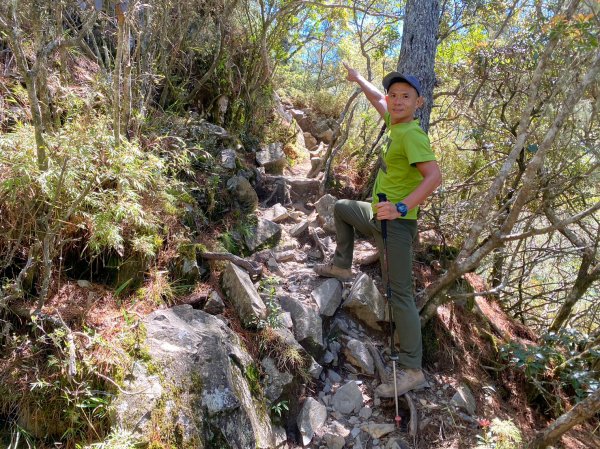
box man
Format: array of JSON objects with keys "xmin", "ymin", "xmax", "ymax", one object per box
[{"xmin": 314, "ymin": 63, "xmax": 442, "ymax": 396}]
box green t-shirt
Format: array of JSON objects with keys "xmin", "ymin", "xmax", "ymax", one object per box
[{"xmin": 371, "ymin": 114, "xmax": 436, "ymax": 220}]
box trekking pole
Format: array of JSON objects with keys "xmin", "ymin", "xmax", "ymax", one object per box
[{"xmin": 376, "ymin": 192, "xmax": 401, "ymax": 428}]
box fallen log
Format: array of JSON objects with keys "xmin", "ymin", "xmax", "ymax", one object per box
[{"xmin": 199, "ymin": 251, "xmax": 263, "ymax": 279}]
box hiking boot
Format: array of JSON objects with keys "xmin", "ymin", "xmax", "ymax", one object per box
[
  {"xmin": 313, "ymin": 263, "xmax": 353, "ymax": 281},
  {"xmin": 375, "ymin": 368, "xmax": 428, "ymax": 397}
]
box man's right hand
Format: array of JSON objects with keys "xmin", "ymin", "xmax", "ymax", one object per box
[
  {"xmin": 342, "ymin": 62, "xmax": 387, "ymax": 118},
  {"xmin": 343, "ymin": 62, "xmax": 361, "ymax": 83}
]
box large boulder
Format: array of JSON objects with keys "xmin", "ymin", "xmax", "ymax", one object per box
[
  {"xmin": 114, "ymin": 305, "xmax": 276, "ymax": 448},
  {"xmin": 279, "ymin": 295, "xmax": 324, "ymax": 353},
  {"xmin": 342, "ymin": 338, "xmax": 375, "ymax": 375},
  {"xmin": 189, "ymin": 119, "xmax": 230, "ymax": 141},
  {"xmin": 311, "ymin": 278, "xmax": 343, "ymax": 317},
  {"xmin": 227, "ymin": 175, "xmax": 259, "ymax": 213},
  {"xmin": 256, "ymin": 142, "xmax": 286, "ymax": 174},
  {"xmin": 244, "ymin": 218, "xmax": 282, "ymax": 253},
  {"xmin": 260, "ymin": 357, "xmax": 294, "ymax": 402},
  {"xmin": 222, "ymin": 262, "xmax": 267, "ymax": 327},
  {"xmin": 297, "ymin": 397, "xmax": 327, "ymax": 446},
  {"xmin": 289, "ymin": 109, "xmax": 311, "ymax": 132},
  {"xmin": 313, "ymin": 117, "xmax": 338, "ymax": 145},
  {"xmin": 342, "ymin": 273, "xmax": 386, "ymax": 331}
]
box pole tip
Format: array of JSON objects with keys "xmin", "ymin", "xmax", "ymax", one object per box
[{"xmin": 395, "ymin": 415, "xmax": 402, "ymax": 427}]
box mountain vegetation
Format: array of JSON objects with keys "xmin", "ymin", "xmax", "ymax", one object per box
[{"xmin": 0, "ymin": 0, "xmax": 598, "ymax": 448}]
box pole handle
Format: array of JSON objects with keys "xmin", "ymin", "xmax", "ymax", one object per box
[{"xmin": 376, "ymin": 192, "xmax": 388, "ymax": 239}]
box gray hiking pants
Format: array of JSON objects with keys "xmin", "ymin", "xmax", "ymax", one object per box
[{"xmin": 332, "ymin": 199, "xmax": 422, "ymax": 369}]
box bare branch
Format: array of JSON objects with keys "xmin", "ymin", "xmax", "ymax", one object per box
[{"xmin": 500, "ymin": 201, "xmax": 600, "ymax": 242}]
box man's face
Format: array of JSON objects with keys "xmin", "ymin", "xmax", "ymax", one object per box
[{"xmin": 385, "ymin": 82, "xmax": 423, "ymax": 124}]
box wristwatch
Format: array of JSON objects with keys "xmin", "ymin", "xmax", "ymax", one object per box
[{"xmin": 396, "ymin": 202, "xmax": 408, "ymax": 217}]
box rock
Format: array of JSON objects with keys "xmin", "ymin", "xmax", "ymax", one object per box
[
  {"xmin": 327, "ymin": 420, "xmax": 351, "ymax": 438},
  {"xmin": 221, "ymin": 148, "xmax": 237, "ymax": 170},
  {"xmin": 323, "ymin": 433, "xmax": 345, "ymax": 449},
  {"xmin": 451, "ymin": 384, "xmax": 476, "ymax": 415},
  {"xmin": 294, "ymin": 251, "xmax": 308, "ymax": 263},
  {"xmin": 274, "ymin": 92, "xmax": 293, "ymax": 124},
  {"xmin": 262, "ymin": 175, "xmax": 321, "ymax": 205},
  {"xmin": 273, "ymin": 249, "xmax": 296, "ymax": 262},
  {"xmin": 294, "ymin": 124, "xmax": 309, "ymax": 155},
  {"xmin": 77, "ymin": 279, "xmax": 92, "ymax": 288},
  {"xmin": 261, "ymin": 357, "xmax": 293, "ymax": 402},
  {"xmin": 290, "ymin": 109, "xmax": 311, "ymax": 132},
  {"xmin": 227, "ymin": 175, "xmax": 259, "ymax": 212},
  {"xmin": 221, "ymin": 261, "xmax": 267, "ymax": 328},
  {"xmin": 274, "ymin": 230, "xmax": 298, "ymax": 252},
  {"xmin": 115, "ymin": 305, "xmax": 275, "ymax": 447},
  {"xmin": 264, "ymin": 203, "xmax": 289, "ymax": 222},
  {"xmin": 311, "ymin": 278, "xmax": 343, "ymax": 317},
  {"xmin": 308, "ymin": 357, "xmax": 324, "ymax": 379},
  {"xmin": 322, "ymin": 350, "xmax": 334, "ymax": 364},
  {"xmin": 112, "ymin": 362, "xmax": 163, "ymax": 437},
  {"xmin": 279, "ymin": 296, "xmax": 323, "ymax": 350},
  {"xmin": 244, "ymin": 218, "xmax": 282, "ymax": 253},
  {"xmin": 314, "ymin": 194, "xmax": 337, "ymax": 234},
  {"xmin": 361, "ymin": 422, "xmax": 395, "ymax": 439},
  {"xmin": 331, "ymin": 381, "xmax": 363, "ymax": 415},
  {"xmin": 313, "ymin": 117, "xmax": 338, "ymax": 144},
  {"xmin": 359, "ymin": 406, "xmax": 373, "ymax": 419},
  {"xmin": 256, "ymin": 142, "xmax": 286, "ymax": 174},
  {"xmin": 280, "ymin": 311, "xmax": 293, "ymax": 329},
  {"xmin": 203, "ymin": 290, "xmax": 225, "ymax": 315},
  {"xmin": 342, "ymin": 338, "xmax": 374, "ymax": 375},
  {"xmin": 354, "ymin": 435, "xmax": 364, "ymax": 449},
  {"xmin": 343, "ymin": 273, "xmax": 386, "ymax": 331},
  {"xmin": 289, "ymin": 219, "xmax": 309, "ymax": 237},
  {"xmin": 307, "ymin": 157, "xmax": 323, "ymax": 179},
  {"xmin": 273, "ymin": 425, "xmax": 288, "ymax": 448},
  {"xmin": 190, "ymin": 119, "xmax": 230, "ymax": 140},
  {"xmin": 304, "ymin": 132, "xmax": 318, "ymax": 150},
  {"xmin": 327, "ymin": 369, "xmax": 342, "ymax": 385},
  {"xmin": 385, "ymin": 438, "xmax": 411, "ymax": 449},
  {"xmin": 297, "ymin": 397, "xmax": 327, "ymax": 446}
]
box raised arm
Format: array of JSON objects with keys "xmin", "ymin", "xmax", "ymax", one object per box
[{"xmin": 343, "ymin": 62, "xmax": 387, "ymax": 119}]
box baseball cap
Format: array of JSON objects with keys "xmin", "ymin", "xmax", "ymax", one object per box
[{"xmin": 382, "ymin": 72, "xmax": 422, "ymax": 96}]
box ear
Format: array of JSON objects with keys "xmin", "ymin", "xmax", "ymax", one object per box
[{"xmin": 416, "ymin": 96, "xmax": 425, "ymax": 109}]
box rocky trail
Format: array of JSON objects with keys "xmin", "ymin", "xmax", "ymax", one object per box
[
  {"xmin": 237, "ymin": 138, "xmax": 476, "ymax": 449},
  {"xmin": 111, "ymin": 115, "xmax": 596, "ymax": 449}
]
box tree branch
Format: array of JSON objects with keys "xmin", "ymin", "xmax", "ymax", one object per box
[{"xmin": 500, "ymin": 201, "xmax": 600, "ymax": 242}]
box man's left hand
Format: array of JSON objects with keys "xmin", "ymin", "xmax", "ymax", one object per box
[{"xmin": 375, "ymin": 201, "xmax": 401, "ymax": 220}]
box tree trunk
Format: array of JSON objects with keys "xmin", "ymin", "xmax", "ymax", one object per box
[
  {"xmin": 397, "ymin": 0, "xmax": 439, "ymax": 133},
  {"xmin": 549, "ymin": 259, "xmax": 600, "ymax": 333},
  {"xmin": 528, "ymin": 388, "xmax": 600, "ymax": 449},
  {"xmin": 113, "ymin": 3, "xmax": 125, "ymax": 146},
  {"xmin": 122, "ymin": 18, "xmax": 132, "ymax": 140}
]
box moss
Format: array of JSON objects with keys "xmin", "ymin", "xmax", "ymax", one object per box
[
  {"xmin": 147, "ymin": 378, "xmax": 204, "ymax": 449},
  {"xmin": 190, "ymin": 372, "xmax": 203, "ymax": 394},
  {"xmin": 244, "ymin": 363, "xmax": 262, "ymax": 398}
]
